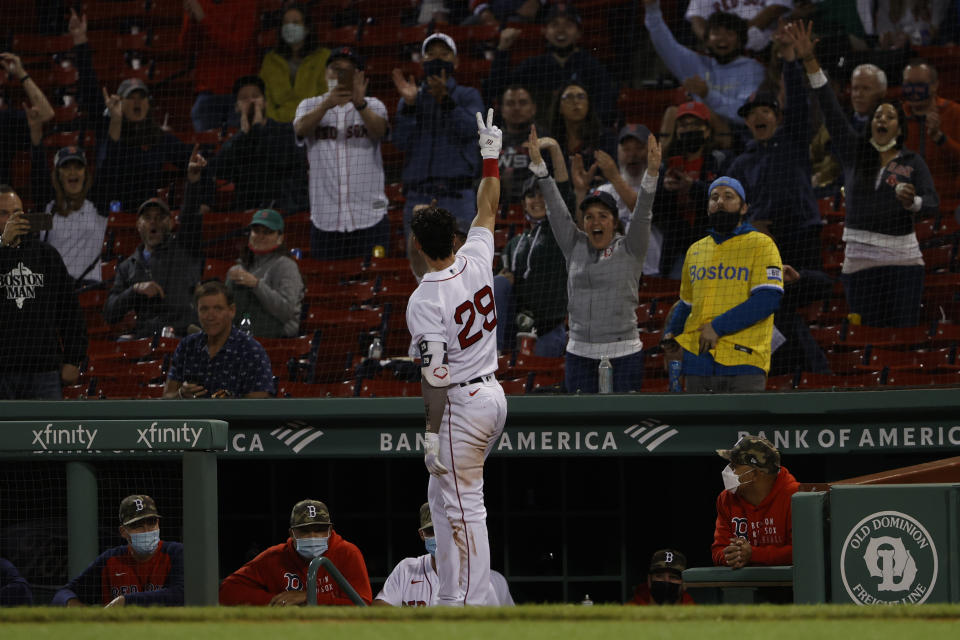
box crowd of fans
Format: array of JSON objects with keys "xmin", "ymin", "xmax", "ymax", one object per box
[{"xmin": 1, "ymin": 0, "xmax": 959, "ymax": 399}]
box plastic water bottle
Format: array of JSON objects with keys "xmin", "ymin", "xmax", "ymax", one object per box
[
  {"xmin": 239, "ymin": 314, "xmax": 253, "ymax": 336},
  {"xmin": 668, "ymin": 359, "xmax": 682, "ymax": 392},
  {"xmin": 581, "ymin": 594, "xmax": 593, "ymax": 606},
  {"xmin": 598, "ymin": 356, "xmax": 612, "ymax": 394},
  {"xmin": 368, "ymin": 336, "xmax": 383, "ymax": 360}
]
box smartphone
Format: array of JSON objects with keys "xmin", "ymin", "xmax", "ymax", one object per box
[
  {"xmin": 23, "ymin": 212, "xmax": 54, "ymax": 231},
  {"xmin": 336, "ymin": 67, "xmax": 353, "ymax": 92}
]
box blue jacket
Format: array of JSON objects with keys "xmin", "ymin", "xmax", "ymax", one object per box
[
  {"xmin": 393, "ymin": 77, "xmax": 484, "ymax": 186},
  {"xmin": 0, "ymin": 558, "xmax": 33, "ymax": 606},
  {"xmin": 727, "ymin": 61, "xmax": 821, "ymax": 232}
]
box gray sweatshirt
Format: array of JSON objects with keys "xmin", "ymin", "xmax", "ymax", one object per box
[
  {"xmin": 541, "ymin": 175, "xmax": 654, "ymax": 345},
  {"xmin": 229, "ymin": 251, "xmax": 304, "ymax": 338}
]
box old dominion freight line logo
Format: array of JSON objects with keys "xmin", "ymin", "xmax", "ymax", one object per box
[{"xmin": 840, "ymin": 510, "xmax": 938, "ymax": 604}]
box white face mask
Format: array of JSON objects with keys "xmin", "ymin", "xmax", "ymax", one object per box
[
  {"xmin": 282, "ymin": 23, "xmax": 307, "ymax": 45},
  {"xmin": 326, "ymin": 78, "xmax": 337, "ymax": 91},
  {"xmin": 722, "ymin": 466, "xmax": 754, "ymax": 494}
]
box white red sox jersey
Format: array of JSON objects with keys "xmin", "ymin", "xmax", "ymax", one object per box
[
  {"xmin": 406, "ymin": 227, "xmax": 498, "ymax": 385},
  {"xmin": 375, "ymin": 554, "xmax": 514, "ymax": 606},
  {"xmin": 293, "ymin": 94, "xmax": 389, "ymax": 232}
]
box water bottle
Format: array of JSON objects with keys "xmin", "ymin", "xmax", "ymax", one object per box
[
  {"xmin": 368, "ymin": 336, "xmax": 383, "ymax": 360},
  {"xmin": 668, "ymin": 359, "xmax": 682, "ymax": 392},
  {"xmin": 372, "ymin": 244, "xmax": 386, "ymax": 258},
  {"xmin": 581, "ymin": 594, "xmax": 593, "ymax": 606},
  {"xmin": 598, "ymin": 356, "xmax": 612, "ymax": 394},
  {"xmin": 239, "ymin": 314, "xmax": 253, "ymax": 336}
]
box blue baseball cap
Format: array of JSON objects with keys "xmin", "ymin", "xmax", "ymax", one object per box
[{"xmin": 708, "ymin": 176, "xmax": 746, "ymax": 203}]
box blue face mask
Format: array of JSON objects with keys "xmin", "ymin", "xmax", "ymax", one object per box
[
  {"xmin": 422, "ymin": 59, "xmax": 454, "ymax": 80},
  {"xmin": 424, "ymin": 537, "xmax": 437, "ymax": 557},
  {"xmin": 296, "ymin": 535, "xmax": 329, "ymax": 559},
  {"xmin": 129, "ymin": 529, "xmax": 159, "ymax": 555}
]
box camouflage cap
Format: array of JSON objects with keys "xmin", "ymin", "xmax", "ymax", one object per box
[
  {"xmin": 419, "ymin": 502, "xmax": 433, "ymax": 530},
  {"xmin": 119, "ymin": 494, "xmax": 162, "ymax": 526},
  {"xmin": 290, "ymin": 499, "xmax": 332, "ymax": 528},
  {"xmin": 649, "ymin": 549, "xmax": 687, "ymax": 575},
  {"xmin": 717, "ymin": 435, "xmax": 780, "ymax": 474}
]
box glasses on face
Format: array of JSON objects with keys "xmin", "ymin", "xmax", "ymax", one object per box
[{"xmin": 561, "ymin": 92, "xmax": 588, "ymax": 103}]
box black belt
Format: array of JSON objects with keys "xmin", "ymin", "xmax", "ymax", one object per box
[{"xmin": 459, "ymin": 374, "xmax": 493, "ymax": 387}]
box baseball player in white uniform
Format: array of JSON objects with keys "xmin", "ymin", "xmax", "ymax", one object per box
[
  {"xmin": 405, "ymin": 108, "xmax": 507, "ymax": 606},
  {"xmin": 373, "ymin": 503, "xmax": 514, "ymax": 607}
]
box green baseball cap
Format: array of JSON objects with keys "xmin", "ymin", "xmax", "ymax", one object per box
[
  {"xmin": 649, "ymin": 549, "xmax": 687, "ymax": 575},
  {"xmin": 419, "ymin": 502, "xmax": 433, "ymax": 530},
  {"xmin": 717, "ymin": 435, "xmax": 781, "ymax": 474},
  {"xmin": 290, "ymin": 499, "xmax": 332, "ymax": 528},
  {"xmin": 250, "ymin": 208, "xmax": 284, "ymax": 232},
  {"xmin": 119, "ymin": 494, "xmax": 162, "ymax": 526}
]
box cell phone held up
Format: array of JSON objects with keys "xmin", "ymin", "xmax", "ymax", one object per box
[{"xmin": 23, "ymin": 212, "xmax": 54, "ymax": 232}]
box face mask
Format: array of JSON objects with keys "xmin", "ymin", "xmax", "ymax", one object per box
[
  {"xmin": 901, "ymin": 82, "xmax": 930, "ymax": 102},
  {"xmin": 129, "ymin": 529, "xmax": 159, "ymax": 555},
  {"xmin": 673, "ymin": 130, "xmax": 706, "ymax": 154},
  {"xmin": 282, "ymin": 23, "xmax": 307, "ymax": 45},
  {"xmin": 547, "ymin": 43, "xmax": 576, "ymax": 57},
  {"xmin": 295, "ymin": 535, "xmax": 328, "ymax": 559},
  {"xmin": 870, "ymin": 137, "xmax": 898, "ymax": 152},
  {"xmin": 709, "ymin": 209, "xmax": 741, "ymax": 234},
  {"xmin": 722, "ymin": 466, "xmax": 756, "ymax": 493},
  {"xmin": 649, "ymin": 580, "xmax": 682, "ymax": 604},
  {"xmin": 326, "ymin": 77, "xmax": 337, "ymax": 91},
  {"xmin": 422, "ymin": 59, "xmax": 454, "ymax": 79},
  {"xmin": 424, "ymin": 537, "xmax": 437, "ymax": 557}
]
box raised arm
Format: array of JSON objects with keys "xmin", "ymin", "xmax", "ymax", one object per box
[
  {"xmin": 473, "ymin": 108, "xmax": 502, "ymax": 233},
  {"xmin": 624, "ymin": 136, "xmax": 661, "ymax": 260},
  {"xmin": 528, "ymin": 126, "xmax": 579, "ymax": 257}
]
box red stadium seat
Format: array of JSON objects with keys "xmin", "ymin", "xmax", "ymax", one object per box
[
  {"xmin": 884, "ymin": 371, "xmax": 960, "ymax": 387},
  {"xmin": 795, "ymin": 372, "xmax": 882, "ymax": 390},
  {"xmin": 358, "ymin": 379, "xmax": 421, "ymax": 397},
  {"xmin": 499, "ymin": 378, "xmax": 530, "ymax": 395},
  {"xmin": 861, "ymin": 348, "xmax": 959, "ymax": 373},
  {"xmin": 11, "ymin": 33, "xmax": 74, "ymax": 54}
]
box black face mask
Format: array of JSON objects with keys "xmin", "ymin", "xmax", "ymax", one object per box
[
  {"xmin": 649, "ymin": 580, "xmax": 682, "ymax": 604},
  {"xmin": 673, "ymin": 130, "xmax": 706, "ymax": 155},
  {"xmin": 709, "ymin": 208, "xmax": 742, "ymax": 234},
  {"xmin": 422, "ymin": 59, "xmax": 455, "ymax": 80},
  {"xmin": 547, "ymin": 43, "xmax": 576, "ymax": 57}
]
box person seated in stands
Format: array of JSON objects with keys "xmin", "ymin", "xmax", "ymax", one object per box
[
  {"xmin": 220, "ymin": 499, "xmax": 371, "ymax": 606},
  {"xmin": 498, "ymin": 84, "xmax": 546, "ymax": 205},
  {"xmin": 712, "ymin": 436, "xmax": 798, "ymax": 567},
  {"xmin": 295, "ymin": 47, "xmax": 390, "ymax": 260},
  {"xmin": 788, "ymin": 21, "xmax": 939, "ymax": 327},
  {"xmin": 181, "ymin": 0, "xmax": 259, "ymax": 131},
  {"xmin": 163, "ymin": 280, "xmax": 274, "ymax": 399},
  {"xmin": 628, "ymin": 549, "xmax": 695, "ymax": 605},
  {"xmin": 0, "ymin": 558, "xmax": 33, "ymax": 606},
  {"xmin": 27, "ymin": 143, "xmax": 107, "ymax": 285},
  {"xmin": 529, "ymin": 127, "xmax": 659, "ymax": 393},
  {"xmin": 656, "ymin": 102, "xmax": 733, "ymax": 278},
  {"xmin": 53, "ymin": 495, "xmax": 183, "ymax": 607},
  {"xmin": 547, "ymin": 82, "xmax": 617, "ymax": 195},
  {"xmin": 494, "ymin": 138, "xmax": 573, "ymax": 357},
  {"xmin": 260, "ymin": 4, "xmax": 330, "ymax": 123},
  {"xmin": 104, "ymin": 149, "xmax": 206, "ymax": 338},
  {"xmin": 207, "ymin": 75, "xmax": 308, "ymax": 213},
  {"xmin": 643, "ymin": 0, "xmax": 765, "ymax": 129},
  {"xmin": 0, "ymin": 52, "xmax": 53, "ymax": 186},
  {"xmin": 685, "ymin": 0, "xmax": 792, "ymax": 52},
  {"xmin": 226, "ymin": 209, "xmax": 304, "ymax": 338},
  {"xmin": 374, "ymin": 502, "xmax": 513, "ymax": 607},
  {"xmin": 392, "ymin": 33, "xmax": 484, "ymax": 249},
  {"xmin": 96, "ymin": 78, "xmax": 193, "ymax": 213},
  {"xmin": 876, "ymin": 0, "xmax": 950, "ymax": 47},
  {"xmin": 900, "ymin": 59, "xmax": 960, "ymax": 202},
  {"xmin": 0, "ymin": 185, "xmax": 86, "ymax": 400},
  {"xmin": 484, "ymin": 3, "xmax": 617, "ymax": 126},
  {"xmin": 726, "ymin": 28, "xmax": 822, "ymax": 272}
]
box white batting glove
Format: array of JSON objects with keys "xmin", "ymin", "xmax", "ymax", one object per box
[
  {"xmin": 424, "ymin": 432, "xmax": 448, "ymax": 476},
  {"xmin": 476, "ymin": 108, "xmax": 502, "ymax": 160}
]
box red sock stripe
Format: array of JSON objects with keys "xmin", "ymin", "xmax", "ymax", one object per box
[{"xmin": 482, "ymin": 158, "xmax": 499, "ymax": 179}]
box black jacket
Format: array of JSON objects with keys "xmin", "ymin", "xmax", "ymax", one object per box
[{"xmin": 0, "ymin": 238, "xmax": 87, "ymax": 373}]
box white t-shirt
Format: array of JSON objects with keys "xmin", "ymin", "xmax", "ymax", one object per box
[
  {"xmin": 293, "ymin": 95, "xmax": 389, "ymax": 232},
  {"xmin": 375, "ymin": 554, "xmax": 514, "ymax": 606},
  {"xmin": 43, "ymin": 200, "xmax": 108, "ymax": 281},
  {"xmin": 406, "ymin": 227, "xmax": 498, "ymax": 385},
  {"xmin": 685, "ymin": 0, "xmax": 793, "ymax": 50}
]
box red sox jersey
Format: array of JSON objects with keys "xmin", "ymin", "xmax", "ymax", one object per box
[
  {"xmin": 52, "ymin": 541, "xmax": 184, "ymax": 606},
  {"xmin": 374, "ymin": 554, "xmax": 514, "ymax": 606},
  {"xmin": 218, "ymin": 531, "xmax": 372, "ymax": 605},
  {"xmin": 406, "ymin": 227, "xmax": 498, "ymax": 384},
  {"xmin": 711, "ymin": 466, "xmax": 799, "ymax": 566}
]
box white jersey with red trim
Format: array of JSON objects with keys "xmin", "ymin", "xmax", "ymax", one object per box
[
  {"xmin": 406, "ymin": 227, "xmax": 498, "ymax": 385},
  {"xmin": 374, "ymin": 554, "xmax": 514, "ymax": 607}
]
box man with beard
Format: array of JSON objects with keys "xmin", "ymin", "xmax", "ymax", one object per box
[
  {"xmin": 628, "ymin": 549, "xmax": 695, "ymax": 605},
  {"xmin": 484, "ymin": 4, "xmax": 617, "ymax": 126},
  {"xmin": 643, "ymin": 0, "xmax": 764, "ymax": 126},
  {"xmin": 497, "ymin": 85, "xmax": 545, "ymax": 204},
  {"xmin": 662, "ymin": 177, "xmax": 783, "ymax": 393}
]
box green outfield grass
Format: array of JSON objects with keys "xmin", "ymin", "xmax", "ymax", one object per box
[{"xmin": 2, "ymin": 604, "xmax": 959, "ymax": 639}]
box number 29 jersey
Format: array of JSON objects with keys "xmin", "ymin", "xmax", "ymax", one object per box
[{"xmin": 406, "ymin": 227, "xmax": 498, "ymax": 386}]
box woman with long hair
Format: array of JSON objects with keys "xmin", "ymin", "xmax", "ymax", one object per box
[
  {"xmin": 260, "ymin": 4, "xmax": 330, "ymax": 123},
  {"xmin": 787, "ymin": 21, "xmax": 939, "ymax": 327},
  {"xmin": 546, "ymin": 82, "xmax": 616, "ymax": 195}
]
